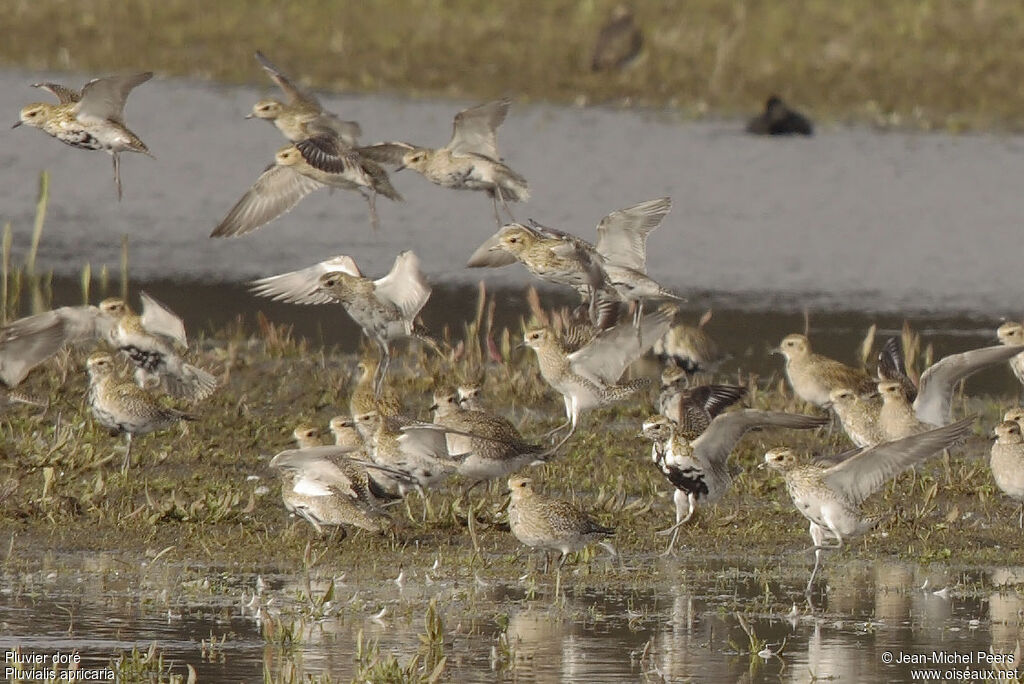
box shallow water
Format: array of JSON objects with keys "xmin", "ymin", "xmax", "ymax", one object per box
[
  {"xmin": 1, "ymin": 554, "xmax": 1022, "ymax": 683},
  {"xmin": 1, "ymin": 69, "xmax": 1024, "ymax": 315}
]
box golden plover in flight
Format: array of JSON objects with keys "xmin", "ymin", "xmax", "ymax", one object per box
[
  {"xmin": 996, "ymin": 321, "xmax": 1024, "ymax": 391},
  {"xmin": 523, "ymin": 306, "xmax": 673, "ymax": 444},
  {"xmin": 746, "ymin": 95, "xmax": 813, "ymax": 136},
  {"xmin": 361, "ymin": 99, "xmax": 528, "ymax": 223},
  {"xmin": 0, "ymin": 293, "xmax": 216, "ymax": 401},
  {"xmin": 825, "ymin": 387, "xmax": 885, "ymax": 448},
  {"xmin": 14, "ymin": 73, "xmax": 153, "ymax": 200},
  {"xmin": 654, "ymin": 310, "xmax": 727, "ymax": 377},
  {"xmin": 658, "ymin": 373, "xmax": 747, "ymax": 431},
  {"xmin": 991, "ymin": 421, "xmax": 1024, "ymax": 528},
  {"xmin": 248, "ymin": 50, "xmax": 361, "ymax": 145},
  {"xmin": 507, "ymin": 476, "xmax": 614, "ymax": 572},
  {"xmin": 468, "ymin": 198, "xmax": 678, "ymax": 327},
  {"xmin": 86, "ymin": 352, "xmax": 196, "ymax": 473},
  {"xmin": 251, "ymin": 252, "xmax": 436, "ymax": 394},
  {"xmin": 210, "ymin": 133, "xmax": 400, "ymax": 236},
  {"xmin": 763, "ymin": 417, "xmax": 973, "ymax": 594},
  {"xmin": 877, "ymin": 337, "xmax": 1024, "ymax": 429},
  {"xmin": 429, "ymin": 388, "xmax": 551, "ymax": 485},
  {"xmin": 591, "ymin": 4, "xmax": 642, "ymax": 72},
  {"xmin": 640, "ymin": 409, "xmax": 827, "ymax": 554},
  {"xmin": 775, "ymin": 334, "xmax": 875, "ymax": 407},
  {"xmin": 270, "ymin": 445, "xmax": 398, "ymax": 535}
]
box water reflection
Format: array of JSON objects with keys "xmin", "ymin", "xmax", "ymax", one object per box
[{"xmin": 0, "ymin": 556, "xmax": 1021, "ymax": 681}]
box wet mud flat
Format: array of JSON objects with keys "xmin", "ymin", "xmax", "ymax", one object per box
[{"xmin": 2, "ymin": 328, "xmax": 1024, "ymax": 681}]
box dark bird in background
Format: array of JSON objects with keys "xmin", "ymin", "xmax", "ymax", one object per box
[
  {"xmin": 591, "ymin": 5, "xmax": 643, "ymax": 72},
  {"xmin": 746, "ymin": 96, "xmax": 814, "ymax": 136}
]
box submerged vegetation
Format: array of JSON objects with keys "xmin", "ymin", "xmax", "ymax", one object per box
[{"xmin": 6, "ymin": 1, "xmax": 1024, "ymax": 131}]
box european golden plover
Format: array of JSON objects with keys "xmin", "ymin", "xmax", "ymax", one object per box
[
  {"xmin": 468, "ymin": 198, "xmax": 677, "ymax": 327},
  {"xmin": 248, "ymin": 50, "xmax": 361, "ymax": 145},
  {"xmin": 640, "ymin": 409, "xmax": 827, "ymax": 554},
  {"xmin": 523, "ymin": 306, "xmax": 673, "ymax": 443},
  {"xmin": 775, "ymin": 334, "xmax": 874, "ymax": 407},
  {"xmin": 507, "ymin": 476, "xmax": 614, "ymax": 571},
  {"xmin": 270, "ymin": 445, "xmax": 394, "ymax": 535},
  {"xmin": 250, "ymin": 252, "xmax": 436, "ymax": 394},
  {"xmin": 990, "ymin": 421, "xmax": 1024, "ymax": 528},
  {"xmin": 591, "ymin": 4, "xmax": 642, "ymax": 72},
  {"xmin": 654, "ymin": 310, "xmax": 726, "ymax": 376},
  {"xmin": 86, "ymin": 352, "xmax": 196, "ymax": 473},
  {"xmin": 329, "ymin": 416, "xmax": 363, "ymax": 449},
  {"xmin": 0, "ymin": 294, "xmax": 215, "ymax": 401},
  {"xmin": 877, "ymin": 381, "xmax": 932, "ymax": 440},
  {"xmin": 826, "ymin": 387, "xmax": 885, "ymax": 448},
  {"xmin": 293, "ymin": 424, "xmax": 326, "ymax": 449},
  {"xmin": 658, "ymin": 377, "xmax": 746, "ymax": 434},
  {"xmin": 878, "ymin": 338, "xmax": 1024, "ymax": 427},
  {"xmin": 996, "ymin": 322, "xmax": 1024, "ymax": 390},
  {"xmin": 764, "ymin": 418, "xmax": 973, "ymax": 594},
  {"xmin": 14, "ymin": 73, "xmax": 153, "ymax": 200},
  {"xmin": 430, "ymin": 388, "xmax": 550, "ymax": 484},
  {"xmin": 1003, "ymin": 407, "xmax": 1024, "ymax": 431},
  {"xmin": 457, "ymin": 383, "xmax": 484, "ymax": 411},
  {"xmin": 362, "ymin": 99, "xmax": 528, "ymax": 223},
  {"xmin": 746, "ymin": 96, "xmax": 813, "ymax": 136},
  {"xmin": 211, "ymin": 134, "xmax": 400, "ymax": 236}
]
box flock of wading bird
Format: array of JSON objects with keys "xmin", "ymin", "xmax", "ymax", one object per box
[{"xmin": 4, "ymin": 51, "xmax": 1024, "ymax": 595}]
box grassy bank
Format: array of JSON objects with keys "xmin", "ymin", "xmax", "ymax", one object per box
[{"xmin": 5, "ymin": 1, "xmax": 1024, "ymax": 131}]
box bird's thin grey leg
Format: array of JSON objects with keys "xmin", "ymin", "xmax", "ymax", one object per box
[
  {"xmin": 806, "ymin": 522, "xmax": 827, "ymax": 595},
  {"xmin": 557, "ymin": 552, "xmax": 569, "ymax": 569},
  {"xmin": 112, "ymin": 153, "xmax": 123, "ymax": 202},
  {"xmin": 360, "ymin": 189, "xmax": 380, "ymax": 232},
  {"xmin": 121, "ymin": 433, "xmax": 133, "ymax": 474},
  {"xmin": 1018, "ymin": 503, "xmax": 1022, "ymax": 530},
  {"xmin": 498, "ymin": 190, "xmax": 516, "ymax": 222},
  {"xmin": 542, "ymin": 551, "xmax": 551, "ymax": 574},
  {"xmin": 491, "ymin": 195, "xmax": 503, "ymax": 226},
  {"xmin": 657, "ymin": 491, "xmax": 694, "ymax": 555},
  {"xmin": 374, "ymin": 343, "xmax": 391, "ymax": 397}
]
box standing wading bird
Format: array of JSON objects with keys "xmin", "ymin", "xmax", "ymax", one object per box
[
  {"xmin": 746, "ymin": 95, "xmax": 814, "ymax": 136},
  {"xmin": 763, "ymin": 418, "xmax": 974, "ymax": 595},
  {"xmin": 774, "ymin": 334, "xmax": 876, "ymax": 408},
  {"xmin": 210, "ymin": 133, "xmax": 401, "ymax": 235},
  {"xmin": 13, "ymin": 73, "xmax": 153, "ymax": 200},
  {"xmin": 825, "ymin": 387, "xmax": 885, "ymax": 448},
  {"xmin": 86, "ymin": 352, "xmax": 196, "ymax": 473},
  {"xmin": 523, "ymin": 306, "xmax": 674, "ymax": 445},
  {"xmin": 991, "ymin": 421, "xmax": 1024, "ymax": 528},
  {"xmin": 270, "ymin": 442, "xmax": 416, "ymax": 536},
  {"xmin": 654, "ymin": 310, "xmax": 727, "ymax": 378},
  {"xmin": 640, "ymin": 410, "xmax": 828, "ymax": 555},
  {"xmin": 876, "ymin": 337, "xmax": 1024, "ymax": 433},
  {"xmin": 248, "ymin": 50, "xmax": 361, "ymax": 145},
  {"xmin": 590, "ymin": 4, "xmax": 643, "ymax": 72},
  {"xmin": 0, "ymin": 293, "xmax": 216, "ymax": 401},
  {"xmin": 507, "ymin": 476, "xmax": 615, "ymax": 572},
  {"xmin": 996, "ymin": 322, "xmax": 1024, "ymax": 392},
  {"xmin": 360, "ymin": 99, "xmax": 529, "ymax": 224},
  {"xmin": 427, "ymin": 388, "xmax": 553, "ymax": 485},
  {"xmin": 250, "ymin": 252, "xmax": 438, "ymax": 394},
  {"xmin": 467, "ymin": 198, "xmax": 679, "ymax": 328}
]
